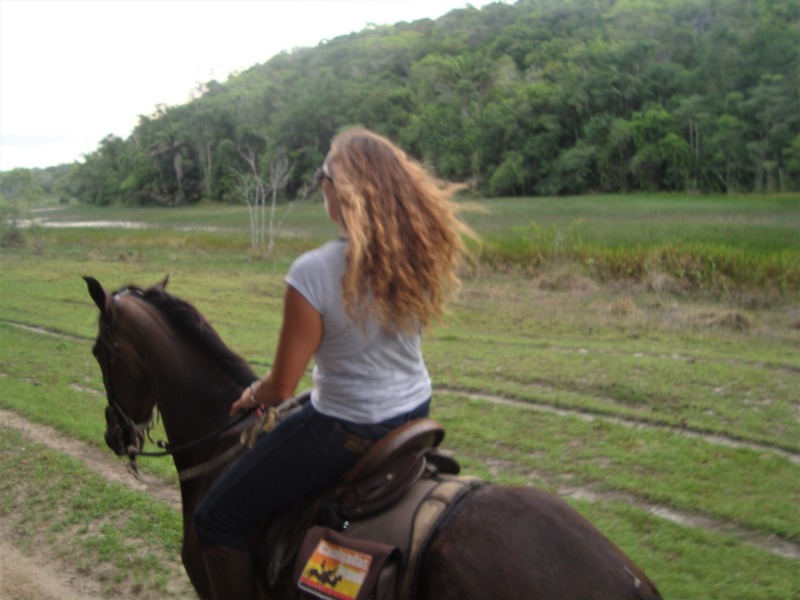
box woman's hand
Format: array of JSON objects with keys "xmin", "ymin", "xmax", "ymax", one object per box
[{"xmin": 230, "ymin": 380, "xmax": 262, "ymax": 417}]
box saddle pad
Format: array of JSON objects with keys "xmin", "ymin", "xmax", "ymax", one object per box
[
  {"xmin": 344, "ymin": 474, "xmax": 482, "ymax": 599},
  {"xmin": 295, "ymin": 526, "xmax": 398, "ymax": 600}
]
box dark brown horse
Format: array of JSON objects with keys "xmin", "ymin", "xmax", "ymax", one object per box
[{"xmin": 84, "ymin": 276, "xmax": 662, "ymax": 600}]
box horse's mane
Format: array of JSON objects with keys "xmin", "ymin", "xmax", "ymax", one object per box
[{"xmin": 118, "ymin": 284, "xmax": 258, "ymax": 388}]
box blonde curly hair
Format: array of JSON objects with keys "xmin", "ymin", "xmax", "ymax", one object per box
[{"xmin": 325, "ymin": 127, "xmax": 474, "ymax": 333}]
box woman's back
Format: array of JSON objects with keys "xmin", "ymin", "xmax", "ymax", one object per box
[{"xmin": 287, "ymin": 238, "xmax": 431, "ymax": 424}]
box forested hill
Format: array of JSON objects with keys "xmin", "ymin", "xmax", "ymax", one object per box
[{"xmin": 60, "ymin": 0, "xmax": 800, "ymax": 204}]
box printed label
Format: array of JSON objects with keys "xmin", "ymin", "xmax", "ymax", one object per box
[{"xmin": 298, "ymin": 538, "xmax": 373, "ymax": 600}]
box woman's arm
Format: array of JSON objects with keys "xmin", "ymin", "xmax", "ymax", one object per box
[{"xmin": 230, "ymin": 285, "xmax": 322, "ymax": 416}]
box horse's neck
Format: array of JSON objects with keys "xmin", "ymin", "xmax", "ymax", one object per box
[
  {"xmin": 131, "ymin": 315, "xmax": 241, "ymax": 464},
  {"xmin": 154, "ymin": 354, "xmax": 244, "ymax": 504},
  {"xmin": 154, "ymin": 352, "xmax": 239, "ymax": 445},
  {"xmin": 120, "ymin": 299, "xmax": 246, "ymax": 529}
]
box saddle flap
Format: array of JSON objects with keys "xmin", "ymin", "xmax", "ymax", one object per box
[
  {"xmin": 294, "ymin": 525, "xmax": 398, "ymax": 600},
  {"xmin": 338, "ymin": 451, "xmax": 427, "ymax": 521}
]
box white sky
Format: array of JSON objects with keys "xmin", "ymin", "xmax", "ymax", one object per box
[{"xmin": 0, "ymin": 0, "xmax": 499, "ymax": 172}]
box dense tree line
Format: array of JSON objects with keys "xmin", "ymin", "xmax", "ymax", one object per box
[{"xmin": 7, "ymin": 0, "xmax": 800, "ymax": 205}]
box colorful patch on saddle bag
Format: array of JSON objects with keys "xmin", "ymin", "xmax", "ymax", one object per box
[{"xmin": 294, "ymin": 525, "xmax": 398, "ymax": 600}]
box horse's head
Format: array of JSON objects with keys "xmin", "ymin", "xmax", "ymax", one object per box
[
  {"xmin": 84, "ymin": 275, "xmax": 168, "ymax": 459},
  {"xmin": 85, "ymin": 275, "xmax": 258, "ymax": 469}
]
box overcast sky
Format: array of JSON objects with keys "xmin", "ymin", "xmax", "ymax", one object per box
[{"xmin": 0, "ymin": 0, "xmax": 498, "ymax": 172}]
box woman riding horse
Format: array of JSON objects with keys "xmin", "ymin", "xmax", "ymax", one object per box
[{"xmin": 194, "ymin": 127, "xmax": 476, "ymax": 599}]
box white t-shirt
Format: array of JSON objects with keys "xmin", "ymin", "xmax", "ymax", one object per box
[{"xmin": 285, "ymin": 239, "xmax": 432, "ymax": 424}]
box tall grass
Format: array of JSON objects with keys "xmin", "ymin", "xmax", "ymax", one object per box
[{"xmin": 473, "ymin": 194, "xmax": 800, "ymax": 294}]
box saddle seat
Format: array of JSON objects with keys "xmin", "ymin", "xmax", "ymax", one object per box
[{"xmin": 344, "ymin": 418, "xmax": 445, "ymax": 483}]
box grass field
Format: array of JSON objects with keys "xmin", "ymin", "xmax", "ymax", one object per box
[{"xmin": 1, "ymin": 194, "xmax": 799, "ymax": 599}]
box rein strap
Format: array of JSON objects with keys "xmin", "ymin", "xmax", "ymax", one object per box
[
  {"xmin": 133, "ymin": 412, "xmax": 251, "ymax": 458},
  {"xmin": 178, "ymin": 443, "xmax": 244, "ymax": 481}
]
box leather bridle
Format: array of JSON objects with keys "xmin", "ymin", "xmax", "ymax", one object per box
[{"xmin": 95, "ymin": 289, "xmax": 248, "ymax": 480}]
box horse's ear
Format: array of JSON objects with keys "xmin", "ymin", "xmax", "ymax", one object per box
[
  {"xmin": 83, "ymin": 276, "xmax": 110, "ymax": 314},
  {"xmin": 155, "ymin": 274, "xmax": 169, "ymax": 292}
]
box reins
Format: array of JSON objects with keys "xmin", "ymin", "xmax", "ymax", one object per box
[
  {"xmin": 132, "ymin": 410, "xmax": 251, "ymax": 458},
  {"xmin": 115, "ymin": 400, "xmax": 252, "ymax": 481}
]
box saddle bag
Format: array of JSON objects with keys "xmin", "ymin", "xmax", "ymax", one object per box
[{"xmin": 294, "ymin": 525, "xmax": 399, "ymax": 600}]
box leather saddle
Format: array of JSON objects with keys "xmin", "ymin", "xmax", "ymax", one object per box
[
  {"xmin": 246, "ymin": 397, "xmax": 464, "ymax": 598},
  {"xmin": 333, "ymin": 416, "xmax": 456, "ymax": 522}
]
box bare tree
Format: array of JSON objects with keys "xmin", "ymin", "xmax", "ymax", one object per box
[
  {"xmin": 237, "ymin": 147, "xmax": 266, "ymax": 249},
  {"xmin": 265, "ymin": 152, "xmax": 293, "ymax": 254},
  {"xmin": 237, "ymin": 147, "xmax": 296, "ymax": 254}
]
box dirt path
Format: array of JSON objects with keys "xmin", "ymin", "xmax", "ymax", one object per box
[
  {"xmin": 0, "ymin": 409, "xmax": 184, "ymax": 600},
  {"xmin": 0, "ymin": 535, "xmax": 105, "ymax": 600},
  {"xmin": 0, "ymin": 409, "xmax": 182, "ymax": 511}
]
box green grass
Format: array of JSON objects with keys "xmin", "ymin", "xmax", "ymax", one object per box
[{"xmin": 2, "ymin": 195, "xmax": 799, "ymax": 599}]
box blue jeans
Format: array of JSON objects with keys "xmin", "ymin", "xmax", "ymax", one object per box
[{"xmin": 194, "ymin": 398, "xmax": 430, "ymax": 549}]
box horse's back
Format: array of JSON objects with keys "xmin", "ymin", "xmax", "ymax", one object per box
[{"xmin": 418, "ymin": 485, "xmax": 662, "ymax": 600}]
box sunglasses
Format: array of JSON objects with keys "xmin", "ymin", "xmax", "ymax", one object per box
[{"xmin": 315, "ymin": 166, "xmax": 333, "ymax": 186}]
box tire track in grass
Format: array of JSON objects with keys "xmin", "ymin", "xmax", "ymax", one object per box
[
  {"xmin": 558, "ymin": 485, "xmax": 800, "ymax": 562},
  {"xmin": 5, "ymin": 320, "xmax": 89, "ymax": 342},
  {"xmin": 441, "ymin": 386, "xmax": 800, "ymax": 465}
]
